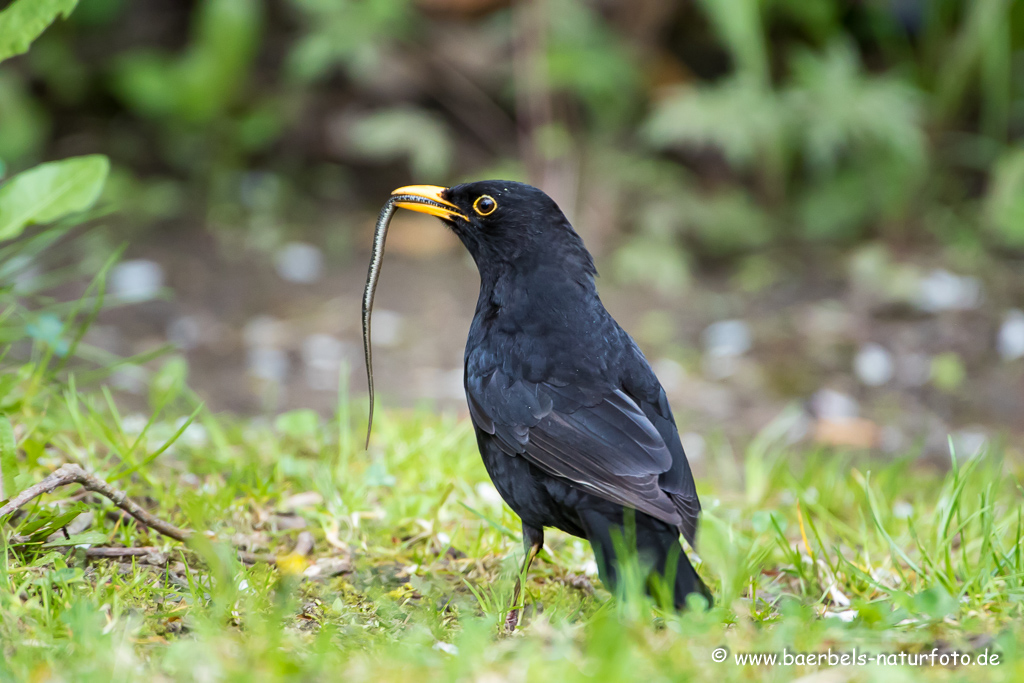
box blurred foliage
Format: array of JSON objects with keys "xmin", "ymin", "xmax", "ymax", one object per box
[
  {"xmin": 0, "ymin": 0, "xmax": 121, "ymax": 420},
  {"xmin": 0, "ymin": 0, "xmax": 1022, "ymax": 280},
  {"xmin": 0, "ymin": 154, "xmax": 108, "ymax": 240},
  {"xmin": 111, "ymin": 0, "xmax": 261, "ymax": 125},
  {"xmin": 0, "ymin": 0, "xmax": 78, "ymax": 62}
]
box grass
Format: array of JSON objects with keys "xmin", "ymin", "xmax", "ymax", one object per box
[{"xmin": 1, "ymin": 373, "xmax": 1023, "ymax": 682}]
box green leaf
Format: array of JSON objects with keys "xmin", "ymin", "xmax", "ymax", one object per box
[
  {"xmin": 348, "ymin": 108, "xmax": 452, "ymax": 178},
  {"xmin": 787, "ymin": 43, "xmax": 924, "ymax": 173},
  {"xmin": 0, "ymin": 415, "xmax": 15, "ymax": 500},
  {"xmin": 644, "ymin": 77, "xmax": 786, "ymax": 168},
  {"xmin": 43, "ymin": 531, "xmax": 109, "ymax": 547},
  {"xmin": 16, "ymin": 503, "xmax": 86, "ymax": 539},
  {"xmin": 110, "ymin": 0, "xmax": 262, "ymax": 124},
  {"xmin": 0, "ymin": 154, "xmax": 109, "ymax": 242},
  {"xmin": 0, "ymin": 0, "xmax": 79, "ymax": 64},
  {"xmin": 697, "ymin": 0, "xmax": 768, "ymax": 84},
  {"xmin": 910, "ymin": 586, "xmax": 957, "ymax": 620},
  {"xmin": 611, "ymin": 236, "xmax": 690, "ymax": 296}
]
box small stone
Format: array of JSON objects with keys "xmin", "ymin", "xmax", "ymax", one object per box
[
  {"xmin": 175, "ymin": 417, "xmax": 208, "ymax": 448},
  {"xmin": 275, "ymin": 242, "xmax": 324, "ymax": 284},
  {"xmin": 702, "ymin": 319, "xmax": 752, "ymax": 358},
  {"xmin": 893, "ymin": 501, "xmax": 914, "ymax": 519},
  {"xmin": 951, "ymin": 429, "xmax": 987, "ymax": 458},
  {"xmin": 243, "ymin": 315, "xmax": 286, "ymax": 349},
  {"xmin": 997, "ymin": 310, "xmax": 1024, "ymax": 361},
  {"xmin": 280, "ymin": 491, "xmax": 324, "ymax": 511},
  {"xmin": 121, "ymin": 414, "xmax": 149, "ymax": 435},
  {"xmin": 302, "ymin": 334, "xmax": 342, "ymax": 365},
  {"xmin": 702, "ymin": 354, "xmax": 738, "ymax": 380},
  {"xmin": 168, "ymin": 316, "xmax": 202, "ymax": 351},
  {"xmin": 302, "ymin": 334, "xmax": 344, "ymax": 390},
  {"xmin": 896, "ymin": 352, "xmax": 931, "ymax": 387},
  {"xmin": 111, "ymin": 259, "xmax": 164, "ymax": 301},
  {"xmin": 141, "ymin": 550, "xmax": 169, "ymax": 566},
  {"xmin": 269, "ymin": 514, "xmax": 307, "ymax": 531},
  {"xmin": 854, "ymin": 343, "xmax": 894, "ymax": 386},
  {"xmin": 247, "ymin": 347, "xmax": 289, "ymax": 383},
  {"xmin": 824, "ymin": 609, "xmax": 859, "ymax": 622},
  {"xmin": 310, "ymin": 556, "xmax": 353, "ymax": 577},
  {"xmin": 110, "ymin": 368, "xmax": 145, "ymax": 394},
  {"xmin": 916, "ymin": 269, "xmax": 982, "ymax": 312},
  {"xmin": 810, "ymin": 389, "xmax": 859, "ymax": 420},
  {"xmin": 880, "ymin": 425, "xmax": 905, "ymax": 454}
]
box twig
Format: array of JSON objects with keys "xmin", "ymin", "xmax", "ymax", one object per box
[
  {"xmin": 85, "ymin": 547, "xmax": 169, "ymax": 566},
  {"xmin": 2, "ymin": 464, "xmax": 316, "ymax": 568},
  {"xmin": 0, "ymin": 463, "xmax": 191, "ymax": 543},
  {"xmin": 84, "ymin": 546, "xmax": 162, "ymax": 558}
]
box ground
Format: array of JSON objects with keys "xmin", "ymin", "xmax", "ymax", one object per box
[
  {"xmin": 1, "ymin": 398, "xmax": 1021, "ymax": 682},
  {"xmin": 93, "ymin": 221, "xmax": 1024, "ymax": 456}
]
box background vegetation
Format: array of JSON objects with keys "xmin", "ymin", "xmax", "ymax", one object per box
[
  {"xmin": 3, "ymin": 0, "xmax": 1024, "ymax": 266},
  {"xmin": 2, "ymin": 1, "xmax": 1024, "ymax": 681}
]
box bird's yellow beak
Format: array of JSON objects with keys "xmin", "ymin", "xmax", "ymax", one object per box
[{"xmin": 391, "ymin": 185, "xmax": 468, "ymax": 221}]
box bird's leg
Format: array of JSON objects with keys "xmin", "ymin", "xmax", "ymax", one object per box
[{"xmin": 504, "ymin": 524, "xmax": 543, "ymax": 633}]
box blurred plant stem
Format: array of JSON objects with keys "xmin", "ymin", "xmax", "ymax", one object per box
[
  {"xmin": 513, "ymin": 0, "xmax": 577, "ymax": 222},
  {"xmin": 932, "ymin": 0, "xmax": 1014, "ymax": 140}
]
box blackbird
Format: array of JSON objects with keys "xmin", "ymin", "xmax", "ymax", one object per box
[{"xmin": 390, "ymin": 181, "xmax": 710, "ymax": 626}]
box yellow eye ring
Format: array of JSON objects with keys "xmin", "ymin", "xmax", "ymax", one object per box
[{"xmin": 473, "ymin": 195, "xmax": 497, "ymax": 216}]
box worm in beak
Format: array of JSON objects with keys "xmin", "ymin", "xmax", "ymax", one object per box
[{"xmin": 362, "ymin": 186, "xmax": 462, "ymax": 447}]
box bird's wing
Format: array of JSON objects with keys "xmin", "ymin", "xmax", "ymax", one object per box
[
  {"xmin": 641, "ymin": 387, "xmax": 701, "ymax": 545},
  {"xmin": 466, "ymin": 370, "xmax": 683, "ymax": 528}
]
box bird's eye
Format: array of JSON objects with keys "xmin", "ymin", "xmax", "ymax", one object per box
[{"xmin": 473, "ymin": 195, "xmax": 497, "ymax": 216}]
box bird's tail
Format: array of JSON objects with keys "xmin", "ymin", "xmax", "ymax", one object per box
[
  {"xmin": 666, "ymin": 541, "xmax": 712, "ymax": 609},
  {"xmin": 579, "ymin": 507, "xmax": 711, "ymax": 610}
]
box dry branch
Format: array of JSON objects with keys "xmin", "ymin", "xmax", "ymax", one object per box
[
  {"xmin": 1, "ymin": 464, "xmax": 315, "ymax": 568},
  {"xmin": 85, "ymin": 546, "xmax": 162, "ymax": 557},
  {"xmin": 0, "ymin": 463, "xmax": 191, "ymax": 542}
]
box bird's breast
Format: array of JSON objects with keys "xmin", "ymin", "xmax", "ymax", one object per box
[{"xmin": 465, "ymin": 304, "xmax": 625, "ymax": 388}]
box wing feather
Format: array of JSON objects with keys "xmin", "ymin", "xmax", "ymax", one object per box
[{"xmin": 467, "ymin": 370, "xmax": 686, "ymax": 529}]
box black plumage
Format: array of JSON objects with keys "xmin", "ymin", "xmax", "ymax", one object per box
[{"xmin": 388, "ymin": 180, "xmax": 710, "ymax": 625}]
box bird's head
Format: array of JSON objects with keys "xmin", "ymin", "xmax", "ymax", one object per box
[{"xmin": 390, "ymin": 180, "xmax": 595, "ymax": 280}]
